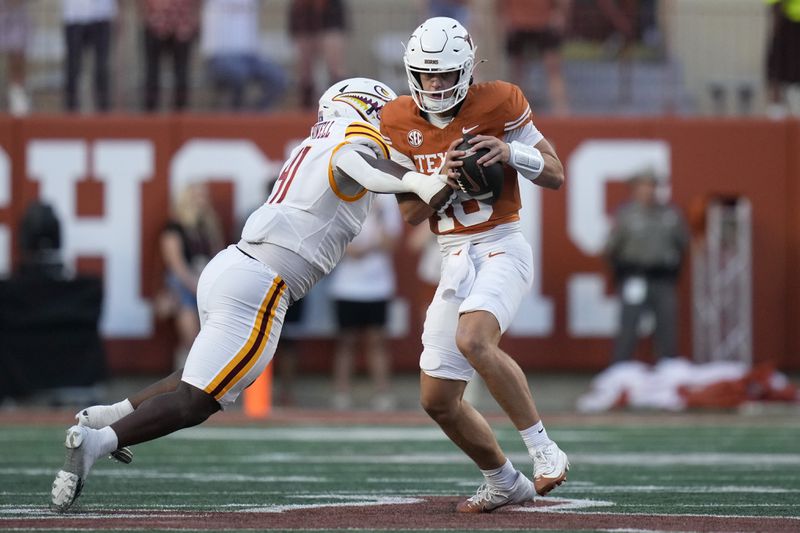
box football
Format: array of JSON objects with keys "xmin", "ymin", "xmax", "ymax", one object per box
[{"xmin": 454, "ymin": 134, "xmax": 504, "ymax": 204}]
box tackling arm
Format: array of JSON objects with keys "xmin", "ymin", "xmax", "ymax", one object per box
[
  {"xmin": 396, "ymin": 192, "xmax": 436, "ymax": 225},
  {"xmin": 333, "ymin": 145, "xmax": 454, "ymax": 209}
]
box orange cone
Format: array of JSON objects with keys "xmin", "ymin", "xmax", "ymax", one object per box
[{"xmin": 244, "ymin": 361, "xmax": 273, "ymax": 418}]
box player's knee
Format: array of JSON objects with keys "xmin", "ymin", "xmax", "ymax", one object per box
[
  {"xmin": 175, "ymin": 383, "xmax": 219, "ymax": 427},
  {"xmin": 420, "ymin": 393, "xmax": 457, "ymax": 425},
  {"xmin": 455, "ymin": 329, "xmax": 494, "ymax": 369}
]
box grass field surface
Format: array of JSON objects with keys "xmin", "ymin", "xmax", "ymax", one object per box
[{"xmin": 2, "ymin": 410, "xmax": 799, "ymax": 531}]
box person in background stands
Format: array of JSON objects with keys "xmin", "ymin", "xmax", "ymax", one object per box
[
  {"xmin": 160, "ymin": 182, "xmax": 225, "ymax": 369},
  {"xmin": 288, "ymin": 0, "xmax": 348, "ymax": 110},
  {"xmin": 605, "ymin": 171, "xmax": 689, "ymax": 363},
  {"xmin": 140, "ymin": 0, "xmax": 201, "ymax": 112},
  {"xmin": 499, "ymin": 0, "xmax": 571, "ymax": 115},
  {"xmin": 423, "ymin": 0, "xmax": 471, "ymax": 26},
  {"xmin": 765, "ymin": 0, "xmax": 800, "ymax": 118},
  {"xmin": 0, "ymin": 0, "xmax": 30, "ymax": 115},
  {"xmin": 328, "ymin": 194, "xmax": 403, "ymax": 411},
  {"xmin": 201, "ymin": 0, "xmax": 287, "ymax": 111},
  {"xmin": 61, "ymin": 0, "xmax": 117, "ymax": 112}
]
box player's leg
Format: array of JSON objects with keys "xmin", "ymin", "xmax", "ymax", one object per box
[
  {"xmin": 74, "ymin": 369, "xmax": 184, "ymax": 465},
  {"xmin": 77, "ymin": 369, "xmax": 183, "ymax": 428},
  {"xmin": 458, "ymin": 235, "xmax": 568, "ymax": 496},
  {"xmin": 111, "ymin": 381, "xmax": 219, "ymax": 447},
  {"xmin": 612, "ymin": 294, "xmax": 643, "ymax": 363},
  {"xmin": 174, "ymin": 304, "xmax": 201, "ymax": 369},
  {"xmin": 365, "ymin": 324, "xmax": 393, "ymax": 410},
  {"xmin": 52, "ymin": 380, "xmax": 223, "ymax": 512},
  {"xmin": 51, "ymin": 246, "xmax": 289, "ymax": 511},
  {"xmin": 455, "ymin": 311, "xmax": 567, "ymax": 497},
  {"xmin": 420, "ymin": 374, "xmax": 534, "ymax": 513},
  {"xmin": 332, "ymin": 328, "xmax": 357, "ymax": 410},
  {"xmin": 419, "ymin": 278, "xmax": 533, "ymax": 513},
  {"xmin": 456, "ymin": 310, "xmax": 538, "ymax": 429},
  {"xmin": 651, "ymin": 279, "xmax": 679, "ymax": 360},
  {"xmin": 420, "ymin": 373, "xmax": 504, "ymax": 469}
]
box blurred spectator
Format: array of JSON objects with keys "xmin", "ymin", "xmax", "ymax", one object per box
[
  {"xmin": 62, "ymin": 0, "xmax": 117, "ymax": 112},
  {"xmin": 159, "ymin": 182, "xmax": 225, "ymax": 369},
  {"xmin": 500, "ymin": 0, "xmax": 571, "ymax": 115},
  {"xmin": 423, "ymin": 0, "xmax": 471, "ymax": 25},
  {"xmin": 594, "ymin": 0, "xmax": 637, "ymax": 55},
  {"xmin": 288, "ymin": 0, "xmax": 348, "ymax": 110},
  {"xmin": 2, "ymin": 201, "xmax": 106, "ymax": 402},
  {"xmin": 605, "ymin": 171, "xmax": 689, "ymax": 364},
  {"xmin": 16, "ymin": 200, "xmax": 65, "ymax": 280},
  {"xmin": 0, "ymin": 0, "xmax": 30, "ymax": 115},
  {"xmin": 406, "ymin": 222, "xmax": 441, "ymax": 327},
  {"xmin": 201, "ymin": 0, "xmax": 287, "ymax": 111},
  {"xmin": 327, "ymin": 195, "xmax": 402, "ymax": 411},
  {"xmin": 274, "ymin": 299, "xmax": 305, "ymax": 407},
  {"xmin": 140, "ymin": 0, "xmax": 201, "ymax": 112},
  {"xmin": 765, "ymin": 0, "xmax": 800, "ymax": 119}
]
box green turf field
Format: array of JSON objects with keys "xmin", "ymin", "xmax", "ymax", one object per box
[{"xmin": 2, "ymin": 414, "xmax": 799, "ymax": 531}]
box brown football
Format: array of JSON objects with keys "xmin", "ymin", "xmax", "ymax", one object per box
[{"xmin": 455, "ymin": 134, "xmax": 504, "ymax": 204}]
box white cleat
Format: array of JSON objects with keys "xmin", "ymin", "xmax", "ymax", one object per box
[
  {"xmin": 456, "ymin": 471, "xmax": 535, "ymax": 513},
  {"xmin": 532, "ymin": 441, "xmax": 569, "ymax": 496},
  {"xmin": 76, "ymin": 406, "xmax": 133, "ymax": 464},
  {"xmin": 50, "ymin": 425, "xmax": 103, "ymax": 512}
]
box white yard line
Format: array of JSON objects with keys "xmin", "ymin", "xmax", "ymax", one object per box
[
  {"xmin": 167, "ymin": 426, "xmax": 611, "ymax": 442},
  {"xmin": 232, "ymin": 451, "xmax": 800, "ymax": 467}
]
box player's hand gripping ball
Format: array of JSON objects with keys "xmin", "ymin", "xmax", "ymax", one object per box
[{"xmin": 454, "ymin": 134, "xmax": 504, "ymax": 204}]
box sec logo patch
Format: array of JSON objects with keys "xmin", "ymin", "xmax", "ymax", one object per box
[{"xmin": 407, "ymin": 129, "xmax": 423, "ymax": 147}]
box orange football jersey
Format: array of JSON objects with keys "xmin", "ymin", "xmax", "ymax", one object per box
[{"xmin": 381, "ymin": 81, "xmax": 532, "ymax": 235}]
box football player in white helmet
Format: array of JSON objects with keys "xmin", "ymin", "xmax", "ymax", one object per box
[
  {"xmin": 382, "ymin": 18, "xmax": 570, "ymax": 513},
  {"xmin": 50, "ymin": 77, "xmax": 457, "ymax": 512},
  {"xmin": 317, "ymin": 76, "xmax": 397, "ymax": 128},
  {"xmin": 403, "ymin": 16, "xmax": 475, "ymax": 114}
]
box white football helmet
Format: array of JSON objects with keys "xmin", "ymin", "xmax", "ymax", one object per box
[
  {"xmin": 317, "ymin": 77, "xmax": 397, "ymax": 129},
  {"xmin": 403, "ymin": 17, "xmax": 476, "ymax": 114}
]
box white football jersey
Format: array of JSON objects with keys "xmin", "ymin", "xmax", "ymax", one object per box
[{"xmin": 241, "ymin": 117, "xmax": 390, "ymax": 275}]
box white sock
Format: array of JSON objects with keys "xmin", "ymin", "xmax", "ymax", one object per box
[
  {"xmin": 96, "ymin": 426, "xmax": 119, "ymax": 456},
  {"xmin": 114, "ymin": 399, "xmax": 134, "ymax": 418},
  {"xmin": 76, "ymin": 426, "xmax": 119, "ymax": 478},
  {"xmin": 77, "ymin": 399, "xmax": 134, "ymax": 428},
  {"xmin": 480, "ymin": 458, "xmax": 518, "ymax": 491},
  {"xmin": 520, "ymin": 421, "xmax": 552, "ymax": 454}
]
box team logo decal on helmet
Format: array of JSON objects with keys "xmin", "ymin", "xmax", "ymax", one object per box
[
  {"xmin": 318, "ymin": 77, "xmax": 398, "ymax": 129},
  {"xmin": 331, "ymin": 91, "xmax": 383, "ymax": 123},
  {"xmin": 407, "ymin": 129, "xmax": 423, "ymax": 147}
]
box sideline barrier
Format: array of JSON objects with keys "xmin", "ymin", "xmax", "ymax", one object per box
[{"xmin": 0, "ymin": 115, "xmax": 797, "ymax": 373}]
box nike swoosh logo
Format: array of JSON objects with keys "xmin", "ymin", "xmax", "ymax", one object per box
[
  {"xmin": 462, "ymin": 125, "xmax": 479, "ymax": 134},
  {"xmin": 488, "ymin": 251, "xmax": 505, "ymax": 258}
]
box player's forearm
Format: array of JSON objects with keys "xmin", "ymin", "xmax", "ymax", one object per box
[
  {"xmin": 396, "ymin": 193, "xmax": 434, "ymax": 225},
  {"xmin": 536, "ymin": 153, "xmax": 565, "ymax": 190},
  {"xmin": 507, "ymin": 140, "xmax": 564, "ymax": 190},
  {"xmin": 335, "ymin": 150, "xmax": 446, "ymax": 203}
]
